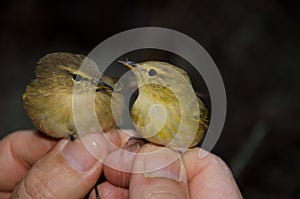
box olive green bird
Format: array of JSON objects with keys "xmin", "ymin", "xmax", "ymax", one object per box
[
  {"xmin": 118, "ymin": 60, "xmax": 209, "ymax": 150},
  {"xmin": 23, "ymin": 52, "xmax": 123, "ymax": 140}
]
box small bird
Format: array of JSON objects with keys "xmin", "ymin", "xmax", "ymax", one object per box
[
  {"xmin": 118, "ymin": 60, "xmax": 209, "ymax": 150},
  {"xmin": 23, "ymin": 52, "xmax": 123, "ymax": 140}
]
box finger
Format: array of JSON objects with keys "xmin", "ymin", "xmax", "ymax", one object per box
[
  {"xmin": 0, "ymin": 130, "xmax": 56, "ymax": 191},
  {"xmin": 129, "ymin": 144, "xmax": 189, "ymax": 199},
  {"xmin": 103, "ymin": 149, "xmax": 134, "ymax": 188},
  {"xmin": 102, "ymin": 129, "xmax": 142, "ymax": 188},
  {"xmin": 183, "ymin": 148, "xmax": 243, "ymax": 198},
  {"xmin": 10, "ymin": 133, "xmax": 109, "ymax": 199},
  {"xmin": 103, "ymin": 138, "xmax": 143, "ymax": 188},
  {"xmin": 0, "ymin": 192, "xmax": 10, "ymax": 199},
  {"xmin": 96, "ymin": 182, "xmax": 128, "ymax": 199}
]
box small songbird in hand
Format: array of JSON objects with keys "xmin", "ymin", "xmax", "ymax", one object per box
[
  {"xmin": 118, "ymin": 60, "xmax": 209, "ymax": 150},
  {"xmin": 23, "ymin": 52, "xmax": 123, "ymax": 140}
]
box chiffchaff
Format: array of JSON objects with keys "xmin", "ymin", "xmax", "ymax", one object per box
[
  {"xmin": 118, "ymin": 60, "xmax": 208, "ymax": 150},
  {"xmin": 23, "ymin": 52, "xmax": 123, "ymax": 140}
]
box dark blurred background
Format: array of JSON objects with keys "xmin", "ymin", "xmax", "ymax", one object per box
[{"xmin": 0, "ymin": 0, "xmax": 299, "ymax": 198}]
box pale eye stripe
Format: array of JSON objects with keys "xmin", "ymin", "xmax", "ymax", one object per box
[{"xmin": 58, "ymin": 65, "xmax": 92, "ymax": 80}]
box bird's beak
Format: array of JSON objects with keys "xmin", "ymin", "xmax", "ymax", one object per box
[
  {"xmin": 117, "ymin": 60, "xmax": 137, "ymax": 70},
  {"xmin": 115, "ymin": 60, "xmax": 138, "ymax": 91},
  {"xmin": 97, "ymin": 79, "xmax": 113, "ymax": 91}
]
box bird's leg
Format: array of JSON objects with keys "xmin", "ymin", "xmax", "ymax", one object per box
[
  {"xmin": 85, "ymin": 173, "xmax": 106, "ymax": 199},
  {"xmin": 67, "ymin": 133, "xmax": 77, "ymax": 141}
]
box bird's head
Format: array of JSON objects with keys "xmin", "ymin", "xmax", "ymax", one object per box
[
  {"xmin": 118, "ymin": 60, "xmax": 191, "ymax": 88},
  {"xmin": 35, "ymin": 52, "xmax": 113, "ymax": 94}
]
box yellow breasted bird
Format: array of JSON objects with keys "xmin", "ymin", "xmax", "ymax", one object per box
[
  {"xmin": 23, "ymin": 52, "xmax": 123, "ymax": 140},
  {"xmin": 118, "ymin": 60, "xmax": 209, "ymax": 150}
]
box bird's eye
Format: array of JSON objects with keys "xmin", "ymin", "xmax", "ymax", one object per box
[
  {"xmin": 73, "ymin": 74, "xmax": 83, "ymax": 82},
  {"xmin": 147, "ymin": 69, "xmax": 157, "ymax": 77}
]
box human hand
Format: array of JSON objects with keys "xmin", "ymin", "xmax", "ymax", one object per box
[
  {"xmin": 0, "ymin": 130, "xmax": 122, "ymax": 198},
  {"xmin": 0, "ymin": 130, "xmax": 242, "ymax": 198},
  {"xmin": 102, "ymin": 143, "xmax": 243, "ymax": 199}
]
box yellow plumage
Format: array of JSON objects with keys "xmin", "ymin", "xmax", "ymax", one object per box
[
  {"xmin": 119, "ymin": 61, "xmax": 208, "ymax": 149},
  {"xmin": 23, "ymin": 52, "xmax": 123, "ymax": 139}
]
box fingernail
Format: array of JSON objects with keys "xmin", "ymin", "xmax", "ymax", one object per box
[
  {"xmin": 142, "ymin": 145, "xmax": 185, "ymax": 182},
  {"xmin": 62, "ymin": 133, "xmax": 108, "ymax": 172}
]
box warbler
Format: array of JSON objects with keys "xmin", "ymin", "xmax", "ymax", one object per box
[
  {"xmin": 118, "ymin": 60, "xmax": 209, "ymax": 149},
  {"xmin": 23, "ymin": 52, "xmax": 123, "ymax": 140}
]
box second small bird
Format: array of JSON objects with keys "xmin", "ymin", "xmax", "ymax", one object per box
[{"xmin": 118, "ymin": 60, "xmax": 209, "ymax": 150}]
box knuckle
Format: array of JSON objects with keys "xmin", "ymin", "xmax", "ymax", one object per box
[
  {"xmin": 23, "ymin": 165, "xmax": 58, "ymax": 199},
  {"xmin": 138, "ymin": 183, "xmax": 187, "ymax": 199},
  {"xmin": 11, "ymin": 181, "xmax": 34, "ymax": 199},
  {"xmin": 146, "ymin": 192, "xmax": 181, "ymax": 199}
]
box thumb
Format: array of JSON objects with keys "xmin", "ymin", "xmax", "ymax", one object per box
[
  {"xmin": 10, "ymin": 133, "xmax": 109, "ymax": 199},
  {"xmin": 129, "ymin": 144, "xmax": 189, "ymax": 199}
]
